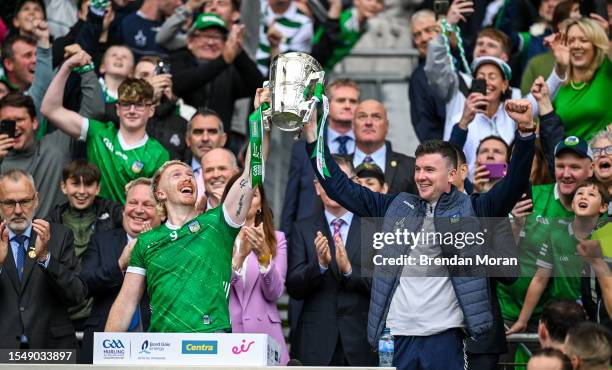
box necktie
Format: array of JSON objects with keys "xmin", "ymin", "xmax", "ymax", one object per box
[
  {"xmin": 331, "ymin": 218, "xmax": 345, "ymax": 239},
  {"xmin": 335, "ymin": 136, "xmax": 350, "ymax": 155},
  {"xmin": 13, "ymin": 235, "xmax": 28, "ymax": 281},
  {"xmin": 362, "ymin": 156, "xmax": 374, "ymax": 164}
]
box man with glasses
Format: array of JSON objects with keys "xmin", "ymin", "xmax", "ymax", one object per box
[
  {"xmin": 0, "ymin": 93, "xmax": 72, "ymax": 218},
  {"xmin": 0, "ymin": 169, "xmax": 87, "ymax": 349},
  {"xmin": 170, "ymin": 13, "xmax": 263, "ymax": 154},
  {"xmin": 41, "ymin": 51, "xmax": 170, "ymax": 203}
]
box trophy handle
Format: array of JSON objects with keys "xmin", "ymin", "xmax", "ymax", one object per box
[{"xmin": 261, "ymin": 107, "xmax": 272, "ymax": 131}]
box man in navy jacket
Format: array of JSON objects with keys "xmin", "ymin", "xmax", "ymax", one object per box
[{"xmin": 302, "ymin": 99, "xmax": 537, "ymax": 370}]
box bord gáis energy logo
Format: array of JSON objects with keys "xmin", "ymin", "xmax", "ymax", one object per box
[{"xmin": 181, "ymin": 340, "xmax": 218, "ymax": 354}]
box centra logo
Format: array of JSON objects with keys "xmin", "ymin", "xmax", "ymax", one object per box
[
  {"xmin": 181, "ymin": 340, "xmax": 218, "ymax": 354},
  {"xmin": 103, "ymin": 339, "xmax": 125, "ymax": 349}
]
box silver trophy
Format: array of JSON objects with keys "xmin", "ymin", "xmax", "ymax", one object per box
[{"xmin": 262, "ymin": 52, "xmax": 325, "ymax": 132}]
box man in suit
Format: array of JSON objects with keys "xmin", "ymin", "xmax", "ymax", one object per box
[
  {"xmin": 0, "ymin": 169, "xmax": 87, "ymax": 349},
  {"xmin": 287, "ymin": 155, "xmax": 377, "ymax": 366},
  {"xmin": 185, "ymin": 108, "xmax": 228, "ymax": 197},
  {"xmin": 351, "ymin": 99, "xmax": 416, "ymax": 195},
  {"xmin": 280, "ymin": 79, "xmax": 360, "ymax": 239},
  {"xmin": 79, "ymin": 178, "xmax": 161, "ymax": 363}
]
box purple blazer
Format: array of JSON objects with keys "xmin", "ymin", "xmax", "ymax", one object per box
[{"xmin": 229, "ymin": 231, "xmax": 289, "ymax": 365}]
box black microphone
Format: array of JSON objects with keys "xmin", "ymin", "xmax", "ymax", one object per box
[{"xmin": 287, "ymin": 359, "xmax": 303, "ymax": 366}]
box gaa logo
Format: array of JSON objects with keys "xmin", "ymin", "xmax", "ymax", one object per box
[{"xmin": 103, "ymin": 339, "xmax": 125, "ymax": 349}]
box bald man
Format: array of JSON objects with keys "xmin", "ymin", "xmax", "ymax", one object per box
[
  {"xmin": 351, "ymin": 99, "xmax": 416, "ymax": 194},
  {"xmin": 201, "ymin": 148, "xmax": 240, "ymax": 210}
]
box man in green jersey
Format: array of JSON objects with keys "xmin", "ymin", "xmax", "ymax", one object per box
[
  {"xmin": 501, "ymin": 136, "xmax": 594, "ymax": 332},
  {"xmin": 104, "ymin": 89, "xmax": 270, "ymax": 333},
  {"xmin": 508, "ymin": 179, "xmax": 608, "ymax": 333},
  {"xmin": 41, "ymin": 51, "xmax": 170, "ymax": 203}
]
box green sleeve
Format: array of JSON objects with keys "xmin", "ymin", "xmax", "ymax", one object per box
[
  {"xmin": 521, "ymin": 55, "xmax": 538, "ymax": 95},
  {"xmin": 86, "ymin": 118, "xmax": 112, "ymax": 140},
  {"xmin": 535, "ymin": 239, "xmax": 553, "ymax": 270},
  {"xmin": 128, "ymin": 239, "xmax": 146, "ymax": 271}
]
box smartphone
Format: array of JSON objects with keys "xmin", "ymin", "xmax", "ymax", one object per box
[
  {"xmin": 470, "ymin": 79, "xmax": 487, "ymax": 110},
  {"xmin": 470, "ymin": 79, "xmax": 487, "ymax": 95},
  {"xmin": 0, "ymin": 120, "xmax": 16, "ymax": 138},
  {"xmin": 520, "ymin": 184, "xmax": 533, "ymax": 212},
  {"xmin": 433, "ymin": 0, "xmax": 450, "ymax": 16},
  {"xmin": 484, "ymin": 163, "xmax": 507, "ymax": 179},
  {"xmin": 154, "ymin": 60, "xmax": 171, "ymax": 75}
]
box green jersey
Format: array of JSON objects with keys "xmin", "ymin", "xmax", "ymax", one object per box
[
  {"xmin": 128, "ymin": 206, "xmax": 241, "ymax": 333},
  {"xmin": 497, "ymin": 183, "xmax": 573, "ymax": 321},
  {"xmin": 536, "ymin": 222, "xmax": 585, "ymax": 301},
  {"xmin": 85, "ymin": 119, "xmax": 169, "ymax": 203},
  {"xmin": 313, "ymin": 8, "xmax": 365, "ymax": 71},
  {"xmin": 553, "ymin": 58, "xmax": 612, "ymax": 140}
]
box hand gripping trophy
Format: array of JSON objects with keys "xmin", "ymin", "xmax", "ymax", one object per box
[{"xmin": 249, "ymin": 53, "xmax": 329, "ymax": 186}]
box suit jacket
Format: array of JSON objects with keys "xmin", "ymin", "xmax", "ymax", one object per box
[
  {"xmin": 286, "ymin": 212, "xmax": 377, "ymax": 366},
  {"xmin": 229, "ymin": 231, "xmax": 289, "ymax": 365},
  {"xmin": 280, "ymin": 139, "xmax": 323, "ymax": 240},
  {"xmin": 0, "ymin": 223, "xmax": 87, "ymax": 349},
  {"xmin": 351, "ymin": 142, "xmax": 416, "ymax": 195},
  {"xmin": 78, "ymin": 228, "xmax": 150, "ymax": 363}
]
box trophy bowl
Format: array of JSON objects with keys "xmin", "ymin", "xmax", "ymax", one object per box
[{"xmin": 267, "ymin": 52, "xmax": 324, "ymax": 132}]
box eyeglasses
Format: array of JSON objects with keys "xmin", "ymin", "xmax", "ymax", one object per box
[
  {"xmin": 118, "ymin": 101, "xmax": 150, "ymax": 111},
  {"xmin": 592, "ymin": 145, "xmax": 612, "ymax": 157},
  {"xmin": 0, "ymin": 197, "xmax": 35, "ymax": 211}
]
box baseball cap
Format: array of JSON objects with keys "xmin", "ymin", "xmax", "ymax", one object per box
[
  {"xmin": 554, "ymin": 136, "xmax": 594, "ymax": 160},
  {"xmin": 471, "ymin": 56, "xmax": 512, "ymax": 81},
  {"xmin": 355, "ymin": 163, "xmax": 385, "ymax": 184},
  {"xmin": 190, "ymin": 13, "xmax": 228, "ymax": 34}
]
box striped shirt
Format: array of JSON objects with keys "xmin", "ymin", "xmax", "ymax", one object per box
[{"xmin": 255, "ymin": 2, "xmax": 313, "ymax": 76}]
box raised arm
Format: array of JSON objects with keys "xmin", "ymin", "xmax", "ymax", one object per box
[
  {"xmin": 40, "ymin": 52, "xmax": 91, "ymax": 139},
  {"xmin": 223, "ymin": 88, "xmax": 271, "ymax": 225},
  {"xmin": 474, "ymin": 99, "xmax": 536, "ymax": 216},
  {"xmin": 423, "ymin": 1, "xmax": 474, "ymax": 103},
  {"xmin": 301, "ymin": 109, "xmax": 395, "ymax": 218},
  {"xmin": 104, "ymin": 272, "xmax": 146, "ymax": 332}
]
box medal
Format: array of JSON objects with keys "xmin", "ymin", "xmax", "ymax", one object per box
[{"xmin": 28, "ymin": 248, "xmax": 36, "ymax": 259}]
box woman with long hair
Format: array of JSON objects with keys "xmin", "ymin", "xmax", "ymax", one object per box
[
  {"xmin": 222, "ymin": 174, "xmax": 289, "ymax": 365},
  {"xmin": 553, "ymin": 17, "xmax": 611, "ymax": 140}
]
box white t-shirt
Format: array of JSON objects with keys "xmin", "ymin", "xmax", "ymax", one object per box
[{"xmin": 386, "ymin": 202, "xmax": 465, "ymax": 336}]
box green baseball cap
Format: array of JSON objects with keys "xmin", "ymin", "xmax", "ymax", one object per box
[{"xmin": 190, "ymin": 13, "xmax": 228, "ymax": 34}]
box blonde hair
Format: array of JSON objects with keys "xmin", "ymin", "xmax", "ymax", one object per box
[
  {"xmin": 564, "ymin": 18, "xmax": 610, "ymax": 83},
  {"xmin": 151, "ymin": 160, "xmax": 192, "ymax": 217}
]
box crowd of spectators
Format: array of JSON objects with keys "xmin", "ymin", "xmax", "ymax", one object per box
[{"xmin": 0, "ymin": 0, "xmax": 610, "ymax": 369}]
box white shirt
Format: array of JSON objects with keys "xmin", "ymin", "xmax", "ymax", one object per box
[
  {"xmin": 191, "ymin": 158, "xmax": 205, "ymax": 201},
  {"xmin": 463, "ymin": 104, "xmax": 516, "ymax": 178},
  {"xmin": 324, "ymin": 210, "xmax": 353, "ymax": 246},
  {"xmin": 353, "ymin": 145, "xmax": 387, "ymax": 172},
  {"xmin": 386, "ymin": 201, "xmax": 465, "ymax": 336}
]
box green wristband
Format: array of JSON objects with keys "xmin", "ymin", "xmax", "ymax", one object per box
[{"xmin": 72, "ymin": 63, "xmax": 95, "ymax": 74}]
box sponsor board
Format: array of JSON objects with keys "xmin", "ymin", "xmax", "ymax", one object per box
[{"xmin": 94, "ymin": 333, "xmax": 280, "ymax": 366}]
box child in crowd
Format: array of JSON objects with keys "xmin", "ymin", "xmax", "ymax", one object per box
[{"xmin": 508, "ymin": 178, "xmax": 609, "ymax": 333}]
